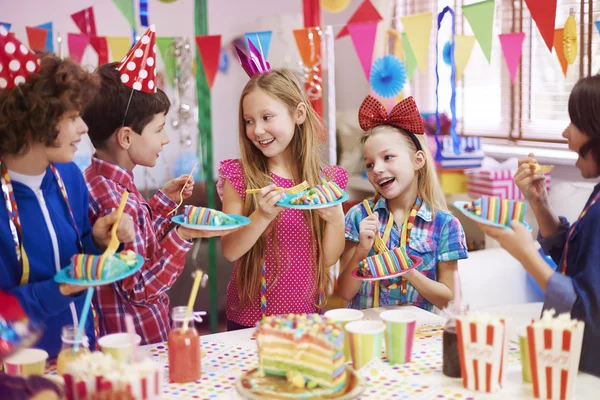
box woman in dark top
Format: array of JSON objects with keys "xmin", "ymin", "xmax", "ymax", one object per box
[{"xmin": 480, "ymin": 75, "xmax": 600, "ymax": 377}]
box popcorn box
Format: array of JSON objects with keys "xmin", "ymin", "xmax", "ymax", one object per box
[
  {"xmin": 456, "ymin": 315, "xmax": 508, "ymax": 393},
  {"xmin": 526, "ymin": 315, "xmax": 584, "ymax": 400},
  {"xmin": 466, "ymin": 168, "xmax": 551, "ymax": 200}
]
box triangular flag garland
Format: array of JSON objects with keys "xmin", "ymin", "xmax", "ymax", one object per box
[
  {"xmin": 71, "ymin": 7, "xmax": 97, "ymax": 37},
  {"xmin": 106, "ymin": 36, "xmax": 131, "ymax": 62},
  {"xmin": 67, "ymin": 33, "xmax": 89, "ymax": 64},
  {"xmin": 112, "ymin": 0, "xmax": 137, "ymax": 31},
  {"xmin": 90, "ymin": 36, "xmax": 109, "ymax": 66},
  {"xmin": 524, "ymin": 0, "xmax": 557, "ymax": 52},
  {"xmin": 156, "ymin": 37, "xmax": 176, "ymax": 87},
  {"xmin": 462, "ymin": 0, "xmax": 495, "ymax": 63},
  {"xmin": 347, "ymin": 22, "xmax": 378, "ymax": 81},
  {"xmin": 401, "ymin": 32, "xmax": 417, "ymax": 82},
  {"xmin": 293, "ymin": 28, "xmax": 322, "ymax": 67},
  {"xmin": 400, "ymin": 12, "xmax": 433, "ymax": 74},
  {"xmin": 454, "ymin": 35, "xmax": 476, "ymax": 82},
  {"xmin": 36, "ymin": 22, "xmax": 53, "ymax": 53},
  {"xmin": 337, "ymin": 0, "xmax": 382, "ymax": 39},
  {"xmin": 117, "ymin": 25, "xmax": 157, "ymax": 93},
  {"xmin": 195, "ymin": 35, "xmax": 222, "ymax": 89},
  {"xmin": 0, "ymin": 26, "xmax": 40, "ymax": 89},
  {"xmin": 553, "ymin": 28, "xmax": 568, "ymax": 77},
  {"xmin": 498, "ymin": 32, "xmax": 525, "ymax": 84},
  {"xmin": 25, "ymin": 26, "xmax": 48, "ymax": 52},
  {"xmin": 245, "ymin": 31, "xmax": 272, "ymax": 60}
]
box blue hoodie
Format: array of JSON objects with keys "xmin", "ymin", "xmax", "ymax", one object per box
[{"xmin": 0, "ymin": 162, "xmax": 99, "ymax": 357}]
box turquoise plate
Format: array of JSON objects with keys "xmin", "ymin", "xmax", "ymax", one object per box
[
  {"xmin": 172, "ymin": 214, "xmax": 250, "ymax": 231},
  {"xmin": 54, "ymin": 254, "xmax": 144, "ymax": 287},
  {"xmin": 276, "ymin": 191, "xmax": 349, "ymax": 210},
  {"xmin": 453, "ymin": 201, "xmax": 532, "ymax": 231}
]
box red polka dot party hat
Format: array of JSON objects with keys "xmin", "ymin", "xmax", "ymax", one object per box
[
  {"xmin": 117, "ymin": 25, "xmax": 157, "ymax": 94},
  {"xmin": 0, "ymin": 25, "xmax": 39, "ymax": 90}
]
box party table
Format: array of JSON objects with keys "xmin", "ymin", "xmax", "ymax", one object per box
[{"xmin": 47, "ymin": 304, "xmax": 600, "ymax": 399}]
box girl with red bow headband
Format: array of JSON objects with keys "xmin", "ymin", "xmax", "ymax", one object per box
[{"xmin": 338, "ymin": 95, "xmax": 468, "ymax": 312}]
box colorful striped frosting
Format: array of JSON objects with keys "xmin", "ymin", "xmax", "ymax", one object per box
[
  {"xmin": 358, "ymin": 247, "xmax": 413, "ymax": 278},
  {"xmin": 464, "ymin": 196, "xmax": 527, "ymax": 226},
  {"xmin": 256, "ymin": 313, "xmax": 347, "ymax": 391},
  {"xmin": 289, "ymin": 181, "xmax": 345, "ymax": 205},
  {"xmin": 183, "ymin": 205, "xmax": 238, "ymax": 226},
  {"xmin": 69, "ymin": 251, "xmax": 135, "ymax": 281}
]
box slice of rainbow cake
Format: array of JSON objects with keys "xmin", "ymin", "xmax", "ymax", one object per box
[
  {"xmin": 289, "ymin": 181, "xmax": 345, "ymax": 205},
  {"xmin": 358, "ymin": 246, "xmax": 413, "ymax": 278},
  {"xmin": 464, "ymin": 195, "xmax": 527, "ymax": 226},
  {"xmin": 183, "ymin": 205, "xmax": 239, "ymax": 226}
]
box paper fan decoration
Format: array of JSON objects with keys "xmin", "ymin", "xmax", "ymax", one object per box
[
  {"xmin": 320, "ymin": 0, "xmax": 351, "ymax": 13},
  {"xmin": 0, "ymin": 26, "xmax": 39, "ymax": 90},
  {"xmin": 369, "ymin": 55, "xmax": 406, "ymax": 98},
  {"xmin": 117, "ymin": 25, "xmax": 157, "ymax": 93},
  {"xmin": 563, "ymin": 12, "xmax": 578, "ymax": 65}
]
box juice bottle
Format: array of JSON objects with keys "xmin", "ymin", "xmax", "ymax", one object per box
[
  {"xmin": 168, "ymin": 306, "xmax": 201, "ymax": 383},
  {"xmin": 442, "ymin": 300, "xmax": 467, "ymax": 378},
  {"xmin": 56, "ymin": 325, "xmax": 90, "ymax": 376}
]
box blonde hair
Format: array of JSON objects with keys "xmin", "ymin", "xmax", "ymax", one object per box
[
  {"xmin": 362, "ymin": 125, "xmax": 448, "ymax": 212},
  {"xmin": 236, "ymin": 68, "xmax": 331, "ymax": 308}
]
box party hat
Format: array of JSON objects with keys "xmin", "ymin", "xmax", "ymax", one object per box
[
  {"xmin": 0, "ymin": 26, "xmax": 39, "ymax": 90},
  {"xmin": 117, "ymin": 25, "xmax": 157, "ymax": 93},
  {"xmin": 234, "ymin": 38, "xmax": 270, "ymax": 78}
]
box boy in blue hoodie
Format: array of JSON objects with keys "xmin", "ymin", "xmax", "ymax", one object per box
[{"xmin": 0, "ymin": 33, "xmax": 134, "ymax": 358}]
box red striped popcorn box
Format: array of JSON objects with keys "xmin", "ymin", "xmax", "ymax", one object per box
[
  {"xmin": 63, "ymin": 352, "xmax": 163, "ymax": 400},
  {"xmin": 466, "ymin": 168, "xmax": 551, "ymax": 200},
  {"xmin": 526, "ymin": 310, "xmax": 585, "ymax": 400},
  {"xmin": 456, "ymin": 314, "xmax": 508, "ymax": 393}
]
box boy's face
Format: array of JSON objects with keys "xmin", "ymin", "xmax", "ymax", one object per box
[
  {"xmin": 44, "ymin": 110, "xmax": 88, "ymax": 163},
  {"xmin": 128, "ymin": 112, "xmax": 170, "ymax": 167}
]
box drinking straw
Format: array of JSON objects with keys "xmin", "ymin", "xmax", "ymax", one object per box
[
  {"xmin": 182, "ymin": 269, "xmax": 203, "ymax": 331},
  {"xmin": 73, "ymin": 287, "xmax": 94, "ymax": 353}
]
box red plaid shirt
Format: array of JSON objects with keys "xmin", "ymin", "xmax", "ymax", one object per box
[{"xmin": 84, "ymin": 157, "xmax": 192, "ymax": 344}]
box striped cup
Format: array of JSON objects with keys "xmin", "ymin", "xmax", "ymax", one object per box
[
  {"xmin": 380, "ymin": 310, "xmax": 416, "ymax": 365},
  {"xmin": 345, "ymin": 320, "xmax": 386, "ymax": 370},
  {"xmin": 3, "ymin": 348, "xmax": 48, "ymax": 376},
  {"xmin": 324, "ymin": 309, "xmax": 364, "ymax": 363}
]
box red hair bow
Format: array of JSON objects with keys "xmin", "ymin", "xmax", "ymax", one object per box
[{"xmin": 358, "ymin": 95, "xmax": 424, "ymax": 134}]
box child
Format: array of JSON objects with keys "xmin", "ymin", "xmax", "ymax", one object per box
[
  {"xmin": 480, "ymin": 75, "xmax": 600, "ymax": 376},
  {"xmin": 338, "ymin": 95, "xmax": 468, "ymax": 311},
  {"xmin": 219, "ymin": 55, "xmax": 347, "ymax": 330},
  {"xmin": 82, "ymin": 32, "xmax": 233, "ymax": 344},
  {"xmin": 0, "ymin": 30, "xmax": 134, "ymax": 357}
]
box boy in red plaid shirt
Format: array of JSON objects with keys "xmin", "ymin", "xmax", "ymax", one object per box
[{"xmin": 81, "ymin": 60, "xmax": 233, "ymax": 344}]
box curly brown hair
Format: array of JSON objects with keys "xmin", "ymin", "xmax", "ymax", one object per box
[{"xmin": 0, "ymin": 54, "xmax": 100, "ymax": 157}]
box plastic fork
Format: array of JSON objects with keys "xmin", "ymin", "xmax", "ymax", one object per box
[
  {"xmin": 246, "ymin": 180, "xmax": 310, "ymax": 195},
  {"xmin": 167, "ymin": 162, "xmax": 198, "ymax": 217},
  {"xmin": 104, "ymin": 191, "xmax": 129, "ymax": 256},
  {"xmin": 362, "ymin": 200, "xmax": 389, "ymax": 254}
]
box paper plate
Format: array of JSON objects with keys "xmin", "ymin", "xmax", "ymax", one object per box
[
  {"xmin": 171, "ymin": 214, "xmax": 250, "ymax": 231},
  {"xmin": 453, "ymin": 201, "xmax": 532, "ymax": 231},
  {"xmin": 54, "ymin": 254, "xmax": 144, "ymax": 287},
  {"xmin": 351, "ymin": 254, "xmax": 422, "ymax": 281},
  {"xmin": 276, "ymin": 191, "xmax": 349, "ymax": 210},
  {"xmin": 236, "ymin": 365, "xmax": 365, "ymax": 400}
]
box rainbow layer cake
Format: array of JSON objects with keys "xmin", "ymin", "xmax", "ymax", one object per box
[
  {"xmin": 358, "ymin": 246, "xmax": 413, "ymax": 278},
  {"xmin": 463, "ymin": 195, "xmax": 527, "ymax": 227},
  {"xmin": 256, "ymin": 313, "xmax": 347, "ymax": 391},
  {"xmin": 183, "ymin": 205, "xmax": 238, "ymax": 226},
  {"xmin": 289, "ymin": 181, "xmax": 345, "ymax": 205},
  {"xmin": 70, "ymin": 250, "xmax": 137, "ymax": 281}
]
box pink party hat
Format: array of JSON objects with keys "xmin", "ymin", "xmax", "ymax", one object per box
[
  {"xmin": 0, "ymin": 26, "xmax": 39, "ymax": 90},
  {"xmin": 117, "ymin": 25, "xmax": 157, "ymax": 94},
  {"xmin": 234, "ymin": 38, "xmax": 270, "ymax": 78}
]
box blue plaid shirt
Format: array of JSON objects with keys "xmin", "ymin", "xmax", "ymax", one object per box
[{"xmin": 344, "ymin": 198, "xmax": 468, "ymax": 311}]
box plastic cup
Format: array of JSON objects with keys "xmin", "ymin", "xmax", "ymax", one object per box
[
  {"xmin": 3, "ymin": 348, "xmax": 48, "ymax": 376},
  {"xmin": 344, "ymin": 320, "xmax": 386, "ymax": 370},
  {"xmin": 324, "ymin": 309, "xmax": 364, "ymax": 362},
  {"xmin": 98, "ymin": 333, "xmax": 141, "ymax": 363},
  {"xmin": 380, "ymin": 310, "xmax": 417, "ymax": 365}
]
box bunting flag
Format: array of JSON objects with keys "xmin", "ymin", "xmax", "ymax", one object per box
[
  {"xmin": 36, "ymin": 22, "xmax": 54, "ymax": 53},
  {"xmin": 553, "ymin": 28, "xmax": 568, "ymax": 77},
  {"xmin": 462, "ymin": 0, "xmax": 495, "ymax": 63},
  {"xmin": 293, "ymin": 27, "xmax": 322, "ymax": 67},
  {"xmin": 386, "ymin": 29, "xmax": 404, "ymax": 62},
  {"xmin": 67, "ymin": 33, "xmax": 89, "ymax": 64},
  {"xmin": 498, "ymin": 32, "xmax": 525, "ymax": 84},
  {"xmin": 195, "ymin": 35, "xmax": 222, "ymax": 89},
  {"xmin": 156, "ymin": 37, "xmax": 176, "ymax": 87},
  {"xmin": 90, "ymin": 36, "xmax": 109, "ymax": 65},
  {"xmin": 112, "ymin": 0, "xmax": 137, "ymax": 31},
  {"xmin": 401, "ymin": 32, "xmax": 417, "ymax": 82},
  {"xmin": 106, "ymin": 36, "xmax": 131, "ymax": 62},
  {"xmin": 347, "ymin": 22, "xmax": 378, "ymax": 81},
  {"xmin": 0, "ymin": 22, "xmax": 11, "ymax": 32},
  {"xmin": 245, "ymin": 31, "xmax": 272, "ymax": 60},
  {"xmin": 25, "ymin": 26, "xmax": 48, "ymax": 52},
  {"xmin": 454, "ymin": 35, "xmax": 476, "ymax": 82},
  {"xmin": 336, "ymin": 0, "xmax": 382, "ymax": 39},
  {"xmin": 524, "ymin": 0, "xmax": 557, "ymax": 52},
  {"xmin": 71, "ymin": 7, "xmax": 97, "ymax": 37},
  {"xmin": 400, "ymin": 12, "xmax": 432, "ymax": 74}
]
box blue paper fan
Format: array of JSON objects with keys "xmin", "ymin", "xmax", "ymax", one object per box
[
  {"xmin": 369, "ymin": 55, "xmax": 406, "ymax": 98},
  {"xmin": 443, "ymin": 41, "xmax": 453, "ymax": 65}
]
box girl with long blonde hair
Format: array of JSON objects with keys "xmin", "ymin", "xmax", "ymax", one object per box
[
  {"xmin": 338, "ymin": 95, "xmax": 467, "ymax": 311},
  {"xmin": 218, "ymin": 68, "xmax": 347, "ymax": 330}
]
